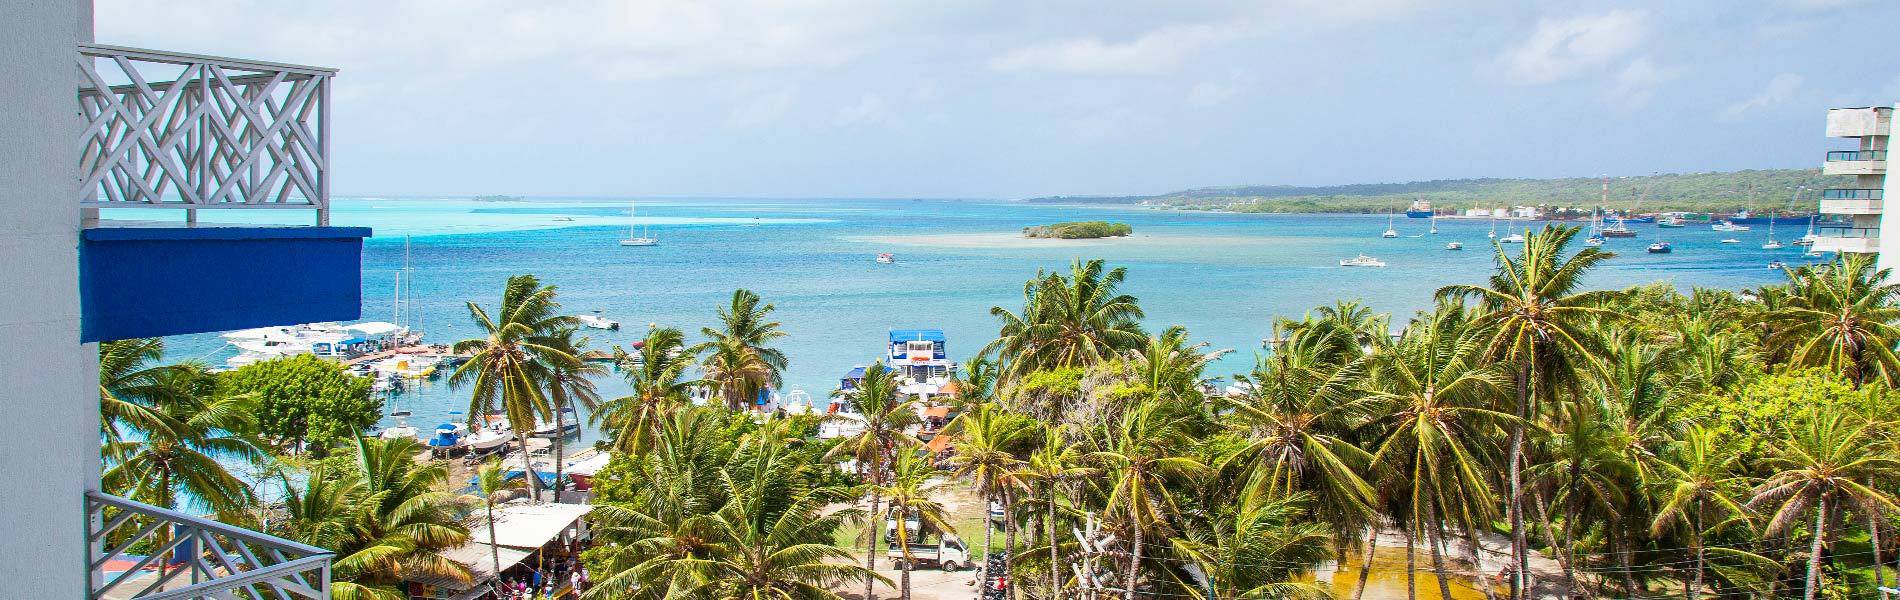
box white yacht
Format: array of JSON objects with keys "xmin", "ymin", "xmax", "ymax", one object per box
[
  {"xmin": 1762, "ymin": 217, "xmax": 1783, "ymax": 250},
  {"xmin": 1711, "ymin": 221, "xmax": 1751, "ymax": 232},
  {"xmin": 1501, "ymin": 232, "xmax": 1526, "ymax": 243},
  {"xmin": 379, "ymin": 414, "xmax": 418, "ymax": 442},
  {"xmin": 876, "ymin": 253, "xmax": 895, "ymax": 264},
  {"xmin": 1381, "ymin": 214, "xmax": 1399, "ymax": 238},
  {"xmin": 577, "ymin": 310, "xmax": 620, "ymax": 330},
  {"xmin": 1445, "ymin": 241, "xmax": 1463, "ymax": 251},
  {"xmin": 620, "ymin": 201, "xmax": 658, "ymax": 246},
  {"xmin": 1339, "ymin": 254, "xmax": 1387, "ymax": 267},
  {"xmin": 1721, "ymin": 238, "xmax": 1740, "ymax": 244}
]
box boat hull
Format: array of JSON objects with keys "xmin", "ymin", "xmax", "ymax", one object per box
[{"xmin": 1404, "ymin": 210, "xmax": 1432, "ymax": 218}]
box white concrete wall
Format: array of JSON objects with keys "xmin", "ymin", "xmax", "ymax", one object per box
[
  {"xmin": 1882, "ymin": 103, "xmax": 1900, "ymax": 273},
  {"xmin": 0, "ymin": 0, "xmax": 96, "ymax": 597}
]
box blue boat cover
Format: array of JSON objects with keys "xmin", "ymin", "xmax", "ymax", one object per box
[{"xmin": 889, "ymin": 329, "xmax": 946, "ymax": 343}]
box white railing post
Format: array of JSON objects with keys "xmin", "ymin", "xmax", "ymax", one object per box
[{"xmin": 85, "ymin": 491, "xmax": 333, "ymax": 599}]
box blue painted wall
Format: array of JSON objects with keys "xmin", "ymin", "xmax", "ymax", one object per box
[{"xmin": 80, "ymin": 226, "xmax": 372, "ymax": 342}]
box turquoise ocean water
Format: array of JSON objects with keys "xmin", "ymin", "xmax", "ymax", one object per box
[{"xmin": 141, "ymin": 198, "xmax": 1804, "ymax": 440}]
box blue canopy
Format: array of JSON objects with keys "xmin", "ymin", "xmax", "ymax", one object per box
[
  {"xmin": 843, "ymin": 366, "xmax": 867, "ymax": 379},
  {"xmin": 889, "ymin": 329, "xmax": 945, "ymax": 343}
]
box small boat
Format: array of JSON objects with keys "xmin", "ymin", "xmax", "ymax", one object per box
[
  {"xmin": 1445, "ymin": 241, "xmax": 1463, "ymax": 251},
  {"xmin": 1761, "ymin": 240, "xmax": 1784, "ymax": 250},
  {"xmin": 1767, "ymin": 261, "xmax": 1788, "ymax": 270},
  {"xmin": 1501, "ymin": 233, "xmax": 1525, "ymax": 243},
  {"xmin": 379, "ymin": 416, "xmax": 418, "ymax": 441},
  {"xmin": 1794, "ymin": 215, "xmax": 1818, "ymax": 246},
  {"xmin": 1647, "ymin": 242, "xmax": 1673, "ymax": 254},
  {"xmin": 1711, "ymin": 221, "xmax": 1750, "ymax": 232},
  {"xmin": 427, "ymin": 423, "xmax": 468, "ymax": 450},
  {"xmin": 530, "ymin": 407, "xmax": 581, "ymax": 438},
  {"xmin": 1720, "ymin": 238, "xmax": 1740, "ymax": 244},
  {"xmin": 1762, "ymin": 217, "xmax": 1782, "ymax": 249},
  {"xmin": 1429, "ymin": 214, "xmax": 1439, "ymax": 235},
  {"xmin": 1382, "ymin": 214, "xmax": 1399, "ymax": 238},
  {"xmin": 875, "ymin": 253, "xmax": 895, "ymax": 264},
  {"xmin": 577, "ymin": 310, "xmax": 620, "ymax": 331},
  {"xmin": 620, "ymin": 201, "xmax": 658, "ymax": 246},
  {"xmin": 1805, "ymin": 249, "xmax": 1824, "ymax": 258},
  {"xmin": 1585, "ymin": 236, "xmax": 1604, "ymax": 247},
  {"xmin": 1658, "ymin": 216, "xmax": 1685, "ymax": 228},
  {"xmin": 465, "ymin": 426, "xmax": 511, "ymax": 452},
  {"xmin": 1602, "ymin": 223, "xmax": 1638, "ymax": 238},
  {"xmin": 1339, "ymin": 254, "xmax": 1387, "ymax": 268}
]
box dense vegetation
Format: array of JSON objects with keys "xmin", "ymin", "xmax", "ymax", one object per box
[
  {"xmin": 1023, "ymin": 221, "xmax": 1135, "ymax": 239},
  {"xmin": 223, "ymin": 353, "xmax": 380, "ymax": 455},
  {"xmin": 1027, "ymin": 169, "xmax": 1845, "ymax": 214},
  {"xmin": 96, "ymin": 225, "xmax": 1900, "ymax": 600}
]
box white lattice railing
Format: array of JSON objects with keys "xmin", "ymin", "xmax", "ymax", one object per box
[
  {"xmin": 87, "ymin": 491, "xmax": 333, "ymax": 600},
  {"xmin": 78, "ymin": 44, "xmax": 334, "ymax": 225}
]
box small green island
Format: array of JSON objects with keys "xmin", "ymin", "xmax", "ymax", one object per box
[{"xmin": 1022, "ymin": 221, "xmax": 1133, "ymax": 239}]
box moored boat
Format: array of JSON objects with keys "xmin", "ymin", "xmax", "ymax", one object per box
[
  {"xmin": 1339, "ymin": 254, "xmax": 1387, "ymax": 267},
  {"xmin": 876, "ymin": 253, "xmax": 895, "ymax": 264},
  {"xmin": 1445, "ymin": 241, "xmax": 1462, "ymax": 250},
  {"xmin": 1405, "ymin": 199, "xmax": 1433, "ymax": 218},
  {"xmin": 1647, "ymin": 242, "xmax": 1673, "ymax": 254},
  {"xmin": 577, "ymin": 310, "xmax": 620, "ymax": 330},
  {"xmin": 529, "ymin": 407, "xmax": 581, "ymax": 438}
]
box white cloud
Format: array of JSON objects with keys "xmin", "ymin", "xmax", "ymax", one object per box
[
  {"xmin": 1608, "ymin": 57, "xmax": 1679, "ymax": 109},
  {"xmin": 1499, "ymin": 10, "xmax": 1650, "ymax": 85},
  {"xmin": 988, "ymin": 23, "xmax": 1246, "ymax": 75},
  {"xmin": 727, "ymin": 88, "xmax": 796, "ymax": 129},
  {"xmin": 835, "ymin": 95, "xmax": 892, "ymax": 127},
  {"xmin": 1722, "ymin": 74, "xmax": 1804, "ymax": 120},
  {"xmin": 1185, "ymin": 70, "xmax": 1257, "ymax": 107}
]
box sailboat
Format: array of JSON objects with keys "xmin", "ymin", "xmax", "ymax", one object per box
[
  {"xmin": 1762, "ymin": 215, "xmax": 1783, "ymax": 250},
  {"xmin": 1585, "ymin": 209, "xmax": 1605, "ymax": 247},
  {"xmin": 1794, "ymin": 215, "xmax": 1819, "ymax": 247},
  {"xmin": 620, "ymin": 201, "xmax": 658, "ymax": 246},
  {"xmin": 1381, "ymin": 214, "xmax": 1399, "ymax": 238},
  {"xmin": 1429, "ymin": 214, "xmax": 1439, "ymax": 235},
  {"xmin": 1488, "ymin": 214, "xmax": 1497, "ymax": 239}
]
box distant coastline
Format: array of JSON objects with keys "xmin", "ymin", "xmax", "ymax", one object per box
[{"xmin": 1022, "ymin": 168, "xmax": 1840, "ymax": 215}]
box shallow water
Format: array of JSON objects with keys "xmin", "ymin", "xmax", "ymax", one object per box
[
  {"xmin": 136, "ymin": 197, "xmax": 1796, "ymax": 439},
  {"xmin": 1307, "ymin": 547, "xmax": 1492, "ymax": 600}
]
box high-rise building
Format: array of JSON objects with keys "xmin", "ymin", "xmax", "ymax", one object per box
[{"xmin": 1816, "ymin": 105, "xmax": 1897, "ymax": 270}]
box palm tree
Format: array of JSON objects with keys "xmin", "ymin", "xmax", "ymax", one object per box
[
  {"xmin": 1091, "ymin": 400, "xmax": 1210, "ymax": 600},
  {"xmin": 100, "ymin": 360, "xmax": 262, "ymax": 582},
  {"xmin": 98, "ymin": 338, "xmax": 187, "ymax": 447},
  {"xmin": 824, "ymin": 361, "xmax": 920, "ymax": 600},
  {"xmin": 595, "ymin": 325, "xmax": 700, "ymax": 454},
  {"xmin": 545, "ymin": 326, "xmax": 606, "ymax": 503},
  {"xmin": 1437, "ymin": 224, "xmax": 1615, "ymax": 599},
  {"xmin": 449, "ymin": 274, "xmax": 576, "ymax": 501},
  {"xmin": 944, "ymin": 403, "xmax": 1033, "ymax": 588},
  {"xmin": 279, "ymin": 436, "xmax": 472, "ymax": 600},
  {"xmin": 881, "ymin": 451, "xmax": 956, "ymax": 600},
  {"xmin": 1649, "ymin": 426, "xmax": 1750, "ymax": 600},
  {"xmin": 474, "ymin": 457, "xmax": 524, "ymax": 591},
  {"xmin": 583, "ymin": 407, "xmax": 736, "ymax": 600},
  {"xmin": 1747, "ymin": 407, "xmax": 1900, "ymax": 600},
  {"xmin": 1757, "ymin": 254, "xmax": 1900, "ymax": 386},
  {"xmin": 1166, "ymin": 490, "xmax": 1333, "ymax": 600},
  {"xmin": 1367, "ymin": 306, "xmax": 1511, "ymax": 600},
  {"xmin": 694, "ymin": 289, "xmax": 788, "ymax": 410},
  {"xmin": 953, "ymin": 353, "xmax": 999, "ymax": 409},
  {"xmin": 1021, "ymin": 424, "xmax": 1092, "ymax": 600},
  {"xmin": 1127, "ymin": 326, "xmax": 1229, "ymax": 409},
  {"xmin": 986, "ymin": 259, "xmax": 1146, "ymax": 382},
  {"xmin": 1224, "ymin": 342, "xmax": 1379, "ymax": 556}
]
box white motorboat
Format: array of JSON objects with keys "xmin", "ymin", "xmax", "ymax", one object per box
[
  {"xmin": 1339, "ymin": 254, "xmax": 1387, "ymax": 267},
  {"xmin": 1445, "ymin": 241, "xmax": 1463, "ymax": 251},
  {"xmin": 530, "ymin": 407, "xmax": 581, "ymax": 438},
  {"xmin": 426, "ymin": 423, "xmax": 468, "ymax": 450},
  {"xmin": 1720, "ymin": 238, "xmax": 1740, "ymax": 244},
  {"xmin": 577, "ymin": 310, "xmax": 620, "ymax": 330},
  {"xmin": 876, "ymin": 253, "xmax": 895, "ymax": 264},
  {"xmin": 465, "ymin": 425, "xmax": 512, "ymax": 452},
  {"xmin": 1761, "ymin": 241, "xmax": 1784, "ymax": 250},
  {"xmin": 379, "ymin": 417, "xmax": 418, "ymax": 442},
  {"xmin": 1767, "ymin": 261, "xmax": 1788, "ymax": 270},
  {"xmin": 373, "ymin": 354, "xmax": 439, "ymax": 379},
  {"xmin": 1501, "ymin": 233, "xmax": 1525, "ymax": 243},
  {"xmin": 620, "ymin": 201, "xmax": 658, "ymax": 246},
  {"xmin": 1711, "ymin": 221, "xmax": 1751, "ymax": 232},
  {"xmin": 1584, "ymin": 237, "xmax": 1604, "ymax": 247}
]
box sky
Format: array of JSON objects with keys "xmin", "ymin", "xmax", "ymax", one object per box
[{"xmin": 95, "ymin": 0, "xmax": 1900, "ymax": 199}]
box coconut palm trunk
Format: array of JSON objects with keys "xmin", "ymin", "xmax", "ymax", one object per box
[
  {"xmin": 1530, "ymin": 489, "xmax": 1572, "ymax": 597},
  {"xmin": 1406, "ymin": 530, "xmax": 1418, "ymax": 600},
  {"xmin": 1428, "ymin": 506, "xmax": 1456, "ymax": 600},
  {"xmin": 866, "ymin": 487, "xmax": 883, "ymax": 600},
  {"xmin": 1353, "ymin": 527, "xmax": 1378, "ymax": 600},
  {"xmin": 980, "ymin": 490, "xmax": 995, "ymax": 591},
  {"xmin": 552, "ymin": 418, "xmax": 566, "ymax": 503},
  {"xmin": 898, "ymin": 507, "xmax": 914, "ymax": 600},
  {"xmin": 1123, "ymin": 518, "xmax": 1143, "ymax": 600},
  {"xmin": 1006, "ymin": 490, "xmax": 1021, "ymax": 600},
  {"xmin": 1870, "ymin": 481, "xmax": 1886, "ymax": 599},
  {"xmin": 487, "ymin": 498, "xmax": 502, "ymax": 588},
  {"xmin": 517, "ymin": 431, "xmax": 542, "ymax": 500},
  {"xmin": 1508, "ymin": 361, "xmax": 1531, "ymax": 600},
  {"xmin": 1047, "ymin": 485, "xmax": 1061, "ymax": 600},
  {"xmin": 1688, "ymin": 506, "xmax": 1703, "ymax": 600},
  {"xmin": 1805, "ymin": 496, "xmax": 1827, "ymax": 600}
]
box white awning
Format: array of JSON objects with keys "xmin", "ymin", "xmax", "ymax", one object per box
[
  {"xmin": 565, "ymin": 452, "xmax": 612, "ymax": 477},
  {"xmin": 468, "ymin": 502, "xmax": 594, "ymax": 550},
  {"xmin": 407, "ymin": 543, "xmax": 531, "ymax": 593},
  {"xmin": 345, "ymin": 321, "xmax": 401, "ymax": 335}
]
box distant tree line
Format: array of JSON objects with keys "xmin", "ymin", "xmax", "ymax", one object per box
[{"xmin": 1023, "ymin": 221, "xmax": 1133, "ymax": 239}]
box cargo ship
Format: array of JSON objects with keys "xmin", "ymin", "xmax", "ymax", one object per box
[{"xmin": 1405, "ymin": 199, "xmax": 1433, "ymax": 218}]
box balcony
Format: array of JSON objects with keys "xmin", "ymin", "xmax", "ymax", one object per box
[
  {"xmin": 1813, "ymin": 225, "xmax": 1881, "ymax": 254},
  {"xmin": 1826, "ymin": 106, "xmax": 1893, "ymax": 138},
  {"xmin": 76, "ymin": 44, "xmax": 370, "ymax": 342},
  {"xmin": 1823, "ymin": 150, "xmax": 1888, "ymax": 176},
  {"xmin": 1819, "ymin": 189, "xmax": 1884, "ymax": 215},
  {"xmin": 87, "ymin": 491, "xmax": 331, "ymax": 599}
]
